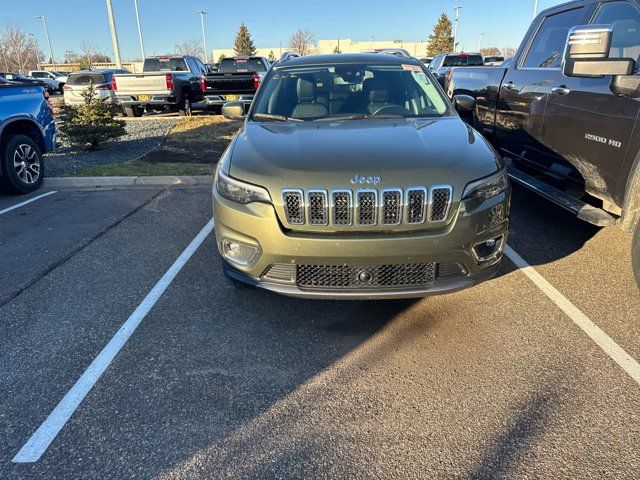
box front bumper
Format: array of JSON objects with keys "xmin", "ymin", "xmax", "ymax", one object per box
[{"xmin": 213, "ymin": 187, "xmax": 510, "ymax": 300}]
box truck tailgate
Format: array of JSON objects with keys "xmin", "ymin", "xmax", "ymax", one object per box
[
  {"xmin": 204, "ymin": 73, "xmax": 256, "ymax": 95},
  {"xmin": 113, "ymin": 74, "xmax": 169, "ymax": 94}
]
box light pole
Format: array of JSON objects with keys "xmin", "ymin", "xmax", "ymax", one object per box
[
  {"xmin": 29, "ymin": 34, "xmax": 41, "ymax": 70},
  {"xmin": 478, "ymin": 32, "xmax": 484, "ymax": 52},
  {"xmin": 197, "ymin": 10, "xmax": 208, "ymax": 63},
  {"xmin": 133, "ymin": 0, "xmax": 146, "ymax": 59},
  {"xmin": 105, "ymin": 0, "xmax": 123, "ymax": 68},
  {"xmin": 452, "ymin": 6, "xmax": 462, "ymax": 53},
  {"xmin": 34, "ymin": 16, "xmax": 54, "ymax": 66},
  {"xmin": 534, "ymin": 0, "xmax": 539, "ymax": 18},
  {"xmin": 369, "ymin": 36, "xmax": 373, "ymax": 49}
]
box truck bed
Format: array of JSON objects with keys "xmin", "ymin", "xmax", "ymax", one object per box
[
  {"xmin": 448, "ymin": 66, "xmax": 508, "ymax": 136},
  {"xmin": 112, "ymin": 73, "xmax": 171, "ymax": 95}
]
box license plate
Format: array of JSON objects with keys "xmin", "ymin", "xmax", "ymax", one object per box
[
  {"xmin": 138, "ymin": 95, "xmax": 150, "ymax": 102},
  {"xmin": 226, "ymin": 94, "xmax": 238, "ymax": 101}
]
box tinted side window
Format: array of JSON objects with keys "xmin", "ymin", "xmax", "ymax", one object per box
[
  {"xmin": 592, "ymin": 1, "xmax": 640, "ymax": 61},
  {"xmin": 523, "ymin": 7, "xmax": 586, "ymax": 68}
]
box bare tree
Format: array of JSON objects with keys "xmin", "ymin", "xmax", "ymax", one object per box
[
  {"xmin": 174, "ymin": 39, "xmax": 204, "ymax": 60},
  {"xmin": 501, "ymin": 47, "xmax": 517, "ymax": 58},
  {"xmin": 80, "ymin": 42, "xmax": 97, "ymax": 69},
  {"xmin": 480, "ymin": 47, "xmax": 501, "ymax": 57},
  {"xmin": 0, "ymin": 24, "xmax": 41, "ymax": 73},
  {"xmin": 288, "ymin": 29, "xmax": 316, "ymax": 56}
]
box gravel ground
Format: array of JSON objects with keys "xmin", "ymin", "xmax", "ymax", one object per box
[{"xmin": 45, "ymin": 118, "xmax": 179, "ymax": 177}]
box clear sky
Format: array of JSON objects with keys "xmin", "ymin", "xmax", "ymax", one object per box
[{"xmin": 1, "ymin": 0, "xmax": 565, "ymax": 61}]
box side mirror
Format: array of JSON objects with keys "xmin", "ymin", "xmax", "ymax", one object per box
[
  {"xmin": 222, "ymin": 101, "xmax": 247, "ymax": 120},
  {"xmin": 453, "ymin": 94, "xmax": 476, "ymax": 114},
  {"xmin": 563, "ymin": 25, "xmax": 635, "ymax": 77}
]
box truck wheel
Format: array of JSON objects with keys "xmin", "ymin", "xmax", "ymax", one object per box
[
  {"xmin": 0, "ymin": 135, "xmax": 44, "ymax": 194},
  {"xmin": 178, "ymin": 97, "xmax": 192, "ymax": 116},
  {"xmin": 124, "ymin": 106, "xmax": 143, "ymax": 118},
  {"xmin": 633, "ymin": 221, "xmax": 640, "ymax": 288}
]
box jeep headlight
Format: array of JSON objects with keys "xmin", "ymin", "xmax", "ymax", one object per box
[
  {"xmin": 215, "ymin": 168, "xmax": 271, "ymax": 204},
  {"xmin": 462, "ymin": 169, "xmax": 508, "ymax": 201}
]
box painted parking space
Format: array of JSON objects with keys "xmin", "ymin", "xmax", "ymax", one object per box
[{"xmin": 0, "ymin": 184, "xmax": 638, "ymax": 478}]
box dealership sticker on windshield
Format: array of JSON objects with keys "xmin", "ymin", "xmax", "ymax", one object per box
[{"xmin": 402, "ymin": 64, "xmax": 422, "ymax": 72}]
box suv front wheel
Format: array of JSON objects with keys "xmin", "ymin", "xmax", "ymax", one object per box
[{"xmin": 0, "ymin": 134, "xmax": 44, "ymax": 194}]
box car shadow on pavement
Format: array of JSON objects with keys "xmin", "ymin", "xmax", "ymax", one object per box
[{"xmin": 503, "ymin": 184, "xmax": 601, "ymax": 271}]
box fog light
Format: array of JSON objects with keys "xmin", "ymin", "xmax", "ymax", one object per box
[
  {"xmin": 472, "ymin": 235, "xmax": 505, "ymax": 266},
  {"xmin": 221, "ymin": 239, "xmax": 259, "ymax": 266}
]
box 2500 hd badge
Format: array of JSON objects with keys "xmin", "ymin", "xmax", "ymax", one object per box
[{"xmin": 213, "ymin": 53, "xmax": 511, "ymax": 299}]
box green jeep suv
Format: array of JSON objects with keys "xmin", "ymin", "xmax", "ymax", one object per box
[{"xmin": 213, "ymin": 54, "xmax": 510, "ymax": 299}]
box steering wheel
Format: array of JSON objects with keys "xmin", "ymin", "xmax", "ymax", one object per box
[{"xmin": 372, "ymin": 104, "xmax": 412, "ymax": 116}]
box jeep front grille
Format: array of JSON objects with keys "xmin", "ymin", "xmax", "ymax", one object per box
[
  {"xmin": 430, "ymin": 186, "xmax": 453, "ymax": 222},
  {"xmin": 282, "ymin": 190, "xmax": 304, "ymax": 225},
  {"xmin": 281, "ymin": 186, "xmax": 453, "ymax": 227},
  {"xmin": 406, "ymin": 188, "xmax": 427, "ymax": 224},
  {"xmin": 307, "ymin": 190, "xmax": 328, "ymax": 226},
  {"xmin": 296, "ymin": 263, "xmax": 437, "ymax": 289},
  {"xmin": 356, "ymin": 190, "xmax": 377, "ymax": 225},
  {"xmin": 332, "ymin": 190, "xmax": 353, "ymax": 226}
]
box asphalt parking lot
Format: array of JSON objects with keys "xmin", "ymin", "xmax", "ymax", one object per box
[{"xmin": 1, "ymin": 183, "xmax": 639, "ymax": 479}]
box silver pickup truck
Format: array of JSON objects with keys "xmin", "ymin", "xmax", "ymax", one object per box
[{"xmin": 112, "ymin": 56, "xmax": 206, "ymax": 117}]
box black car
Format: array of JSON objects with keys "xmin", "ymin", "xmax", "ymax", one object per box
[{"xmin": 0, "ymin": 73, "xmax": 49, "ymax": 89}]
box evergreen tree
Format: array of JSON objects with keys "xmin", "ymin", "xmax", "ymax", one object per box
[
  {"xmin": 426, "ymin": 13, "xmax": 454, "ymax": 57},
  {"xmin": 59, "ymin": 83, "xmax": 125, "ymax": 149},
  {"xmin": 268, "ymin": 50, "xmax": 276, "ymax": 62},
  {"xmin": 233, "ymin": 23, "xmax": 257, "ymax": 56}
]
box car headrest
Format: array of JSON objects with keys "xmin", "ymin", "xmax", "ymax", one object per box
[
  {"xmin": 369, "ymin": 88, "xmax": 389, "ymax": 103},
  {"xmin": 297, "ymin": 78, "xmax": 316, "ymax": 102}
]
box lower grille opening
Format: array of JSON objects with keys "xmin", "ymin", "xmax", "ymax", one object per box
[{"xmin": 296, "ymin": 263, "xmax": 437, "ymax": 290}]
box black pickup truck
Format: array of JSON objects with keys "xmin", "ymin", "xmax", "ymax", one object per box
[
  {"xmin": 449, "ymin": 0, "xmax": 640, "ymax": 286},
  {"xmin": 201, "ymin": 56, "xmax": 270, "ymax": 111}
]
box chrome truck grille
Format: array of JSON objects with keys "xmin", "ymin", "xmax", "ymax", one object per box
[{"xmin": 281, "ymin": 186, "xmax": 453, "ymax": 227}]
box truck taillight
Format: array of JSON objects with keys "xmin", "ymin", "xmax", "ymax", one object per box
[
  {"xmin": 96, "ymin": 84, "xmax": 112, "ymax": 90},
  {"xmin": 200, "ymin": 75, "xmax": 206, "ymax": 93},
  {"xmin": 111, "ymin": 76, "xmax": 118, "ymax": 91},
  {"xmin": 165, "ymin": 74, "xmax": 174, "ymax": 91},
  {"xmin": 253, "ymin": 72, "xmax": 260, "ymax": 91},
  {"xmin": 63, "ymin": 85, "xmax": 72, "ymax": 91}
]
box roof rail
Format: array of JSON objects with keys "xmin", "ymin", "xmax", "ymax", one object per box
[{"xmin": 278, "ymin": 51, "xmax": 300, "ymax": 62}]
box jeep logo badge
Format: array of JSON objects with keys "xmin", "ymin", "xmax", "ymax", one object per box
[{"xmin": 351, "ymin": 175, "xmax": 382, "ymax": 186}]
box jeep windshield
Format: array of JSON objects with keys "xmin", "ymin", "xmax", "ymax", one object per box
[{"xmin": 252, "ymin": 62, "xmax": 451, "ymax": 121}]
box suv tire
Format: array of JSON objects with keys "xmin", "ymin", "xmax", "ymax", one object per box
[
  {"xmin": 633, "ymin": 220, "xmax": 640, "ymax": 288},
  {"xmin": 0, "ymin": 134, "xmax": 44, "ymax": 194},
  {"xmin": 178, "ymin": 96, "xmax": 192, "ymax": 116}
]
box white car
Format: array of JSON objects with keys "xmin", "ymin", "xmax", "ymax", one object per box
[
  {"xmin": 63, "ymin": 69, "xmax": 127, "ymax": 107},
  {"xmin": 28, "ymin": 70, "xmax": 64, "ymax": 93}
]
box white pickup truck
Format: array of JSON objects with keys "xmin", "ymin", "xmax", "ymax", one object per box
[{"xmin": 112, "ymin": 56, "xmax": 206, "ymax": 117}]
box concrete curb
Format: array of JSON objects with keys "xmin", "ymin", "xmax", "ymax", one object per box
[{"xmin": 44, "ymin": 176, "xmax": 212, "ymax": 188}]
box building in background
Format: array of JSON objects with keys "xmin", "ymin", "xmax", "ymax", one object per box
[{"xmin": 212, "ymin": 38, "xmax": 430, "ymax": 61}]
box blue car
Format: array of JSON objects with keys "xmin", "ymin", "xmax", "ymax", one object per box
[{"xmin": 0, "ymin": 78, "xmax": 56, "ymax": 193}]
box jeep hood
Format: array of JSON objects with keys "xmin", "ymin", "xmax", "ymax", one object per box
[{"xmin": 228, "ymin": 117, "xmax": 501, "ymax": 195}]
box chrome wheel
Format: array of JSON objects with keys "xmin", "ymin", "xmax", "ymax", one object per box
[{"xmin": 13, "ymin": 144, "xmax": 41, "ymax": 185}]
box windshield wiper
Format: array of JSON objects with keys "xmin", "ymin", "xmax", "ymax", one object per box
[
  {"xmin": 252, "ymin": 113, "xmax": 303, "ymax": 122},
  {"xmin": 317, "ymin": 114, "xmax": 405, "ymax": 121}
]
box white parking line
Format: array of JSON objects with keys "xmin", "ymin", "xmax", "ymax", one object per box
[
  {"xmin": 12, "ymin": 218, "xmax": 215, "ymax": 463},
  {"xmin": 504, "ymin": 245, "xmax": 640, "ymax": 386},
  {"xmin": 0, "ymin": 191, "xmax": 57, "ymax": 216}
]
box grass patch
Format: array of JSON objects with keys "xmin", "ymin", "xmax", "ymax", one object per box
[
  {"xmin": 77, "ymin": 161, "xmax": 214, "ymax": 177},
  {"xmin": 75, "ymin": 115, "xmax": 241, "ymax": 177}
]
